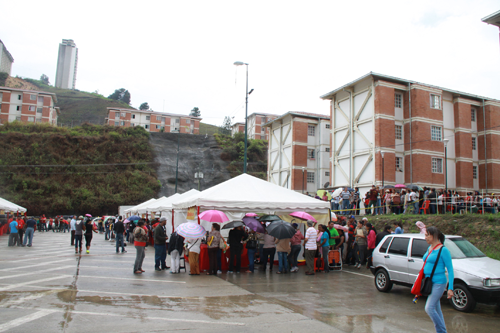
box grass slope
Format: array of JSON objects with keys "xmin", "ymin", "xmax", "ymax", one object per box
[{"xmin": 0, "ymin": 122, "xmax": 160, "ymax": 216}]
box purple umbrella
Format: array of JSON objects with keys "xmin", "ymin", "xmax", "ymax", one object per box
[{"xmin": 242, "ymin": 216, "xmax": 265, "ymax": 233}]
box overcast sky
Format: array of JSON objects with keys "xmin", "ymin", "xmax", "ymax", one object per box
[{"xmin": 2, "ymin": 0, "xmax": 499, "ymax": 126}]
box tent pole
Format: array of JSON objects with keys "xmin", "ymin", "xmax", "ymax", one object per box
[
  {"xmin": 171, "ymin": 209, "xmax": 174, "ymax": 232},
  {"xmin": 197, "ymin": 206, "xmax": 200, "ymax": 225}
]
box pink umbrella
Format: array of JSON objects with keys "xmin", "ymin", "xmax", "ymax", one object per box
[
  {"xmin": 395, "ymin": 184, "xmax": 406, "ymax": 188},
  {"xmin": 198, "ymin": 210, "xmax": 229, "ymax": 223},
  {"xmin": 334, "ymin": 224, "xmax": 349, "ymax": 232},
  {"xmin": 245, "ymin": 213, "xmax": 258, "ymax": 217},
  {"xmin": 290, "ymin": 211, "xmax": 317, "ymax": 223}
]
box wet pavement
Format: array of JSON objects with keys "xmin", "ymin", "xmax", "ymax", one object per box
[{"xmin": 0, "ymin": 232, "xmax": 499, "ymax": 332}]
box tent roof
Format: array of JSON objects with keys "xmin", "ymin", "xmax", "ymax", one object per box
[
  {"xmin": 124, "ymin": 198, "xmax": 158, "ymax": 214},
  {"xmin": 172, "ymin": 174, "xmax": 330, "ymax": 212},
  {"xmin": 146, "ymin": 193, "xmax": 181, "ymax": 211},
  {"xmin": 150, "ymin": 189, "xmax": 200, "ymax": 211},
  {"xmin": 0, "ymin": 197, "xmax": 27, "ymax": 213}
]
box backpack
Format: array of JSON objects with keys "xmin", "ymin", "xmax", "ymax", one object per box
[{"xmin": 392, "ymin": 195, "xmax": 401, "ymax": 205}]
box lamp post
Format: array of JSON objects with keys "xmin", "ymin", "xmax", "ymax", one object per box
[
  {"xmin": 234, "ymin": 61, "xmax": 249, "ymax": 174},
  {"xmin": 443, "ymin": 139, "xmax": 449, "ymax": 194},
  {"xmin": 302, "ymin": 167, "xmax": 305, "ymax": 194},
  {"xmin": 381, "ymin": 151, "xmax": 385, "ymax": 188}
]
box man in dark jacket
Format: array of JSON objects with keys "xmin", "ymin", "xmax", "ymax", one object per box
[
  {"xmin": 375, "ymin": 225, "xmax": 392, "ymax": 246},
  {"xmin": 228, "ymin": 226, "xmax": 247, "ymax": 273},
  {"xmin": 114, "ymin": 217, "xmax": 126, "ymax": 254},
  {"xmin": 154, "ymin": 217, "xmax": 169, "ymax": 271},
  {"xmin": 428, "ymin": 188, "xmax": 437, "ymax": 214},
  {"xmin": 168, "ymin": 231, "xmax": 184, "ymax": 273}
]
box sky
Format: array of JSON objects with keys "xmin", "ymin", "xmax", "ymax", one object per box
[{"xmin": 1, "ymin": 0, "xmax": 499, "ymax": 126}]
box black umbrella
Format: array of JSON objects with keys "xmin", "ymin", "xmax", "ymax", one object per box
[
  {"xmin": 266, "ymin": 220, "xmax": 296, "ymax": 239},
  {"xmin": 258, "ymin": 215, "xmax": 281, "ymax": 222},
  {"xmin": 222, "ymin": 220, "xmax": 245, "ymax": 230},
  {"xmin": 406, "ymin": 184, "xmax": 424, "ymax": 191},
  {"xmin": 384, "ymin": 185, "xmax": 395, "ymax": 189}
]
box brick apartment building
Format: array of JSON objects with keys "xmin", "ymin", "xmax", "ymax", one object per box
[
  {"xmin": 232, "ymin": 112, "xmax": 280, "ymax": 140},
  {"xmin": 265, "ymin": 112, "xmax": 330, "ymax": 193},
  {"xmin": 321, "ymin": 72, "xmax": 500, "ymax": 197},
  {"xmin": 0, "ymin": 87, "xmax": 59, "ymax": 125},
  {"xmin": 106, "ymin": 108, "xmax": 201, "ymax": 134}
]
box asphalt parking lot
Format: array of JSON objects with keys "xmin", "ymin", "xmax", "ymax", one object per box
[{"xmin": 0, "ymin": 232, "xmax": 499, "ymax": 332}]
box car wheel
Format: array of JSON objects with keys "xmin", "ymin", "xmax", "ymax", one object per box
[
  {"xmin": 449, "ymin": 283, "xmax": 476, "ymax": 313},
  {"xmin": 375, "ymin": 269, "xmax": 393, "ymax": 292}
]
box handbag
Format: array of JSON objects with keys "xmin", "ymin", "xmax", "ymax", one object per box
[
  {"xmin": 420, "ymin": 247, "xmax": 443, "ymax": 296},
  {"xmin": 246, "ymin": 239, "xmax": 257, "ymax": 249},
  {"xmin": 411, "ymin": 244, "xmax": 441, "ymax": 296}
]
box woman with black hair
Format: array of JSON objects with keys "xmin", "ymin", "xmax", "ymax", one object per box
[
  {"xmin": 83, "ymin": 217, "xmax": 97, "ymax": 254},
  {"xmin": 133, "ymin": 220, "xmax": 148, "ymax": 274},
  {"xmin": 423, "ymin": 226, "xmax": 454, "ymax": 333},
  {"xmin": 366, "ymin": 223, "xmax": 377, "ymax": 268},
  {"xmin": 393, "ymin": 221, "xmax": 403, "ymax": 234}
]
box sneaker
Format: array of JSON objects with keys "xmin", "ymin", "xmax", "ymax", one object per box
[
  {"xmin": 155, "ymin": 268, "xmax": 162, "ymax": 271},
  {"xmin": 217, "ymin": 270, "xmax": 222, "ymax": 274},
  {"xmin": 86, "ymin": 250, "xmax": 90, "ymax": 254},
  {"xmin": 122, "ymin": 250, "xmax": 127, "ymax": 253}
]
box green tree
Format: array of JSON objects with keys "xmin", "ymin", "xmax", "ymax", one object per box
[
  {"xmin": 190, "ymin": 107, "xmax": 201, "ymax": 117},
  {"xmin": 108, "ymin": 88, "xmax": 131, "ymax": 105},
  {"xmin": 222, "ymin": 116, "xmax": 232, "ymax": 130},
  {"xmin": 139, "ymin": 102, "xmax": 150, "ymax": 110},
  {"xmin": 40, "ymin": 74, "xmax": 50, "ymax": 85}
]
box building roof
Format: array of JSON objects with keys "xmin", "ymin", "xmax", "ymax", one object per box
[
  {"xmin": 0, "ymin": 39, "xmax": 14, "ymax": 62},
  {"xmin": 482, "ymin": 10, "xmax": 500, "ymax": 27},
  {"xmin": 248, "ymin": 112, "xmax": 280, "ymax": 118},
  {"xmin": 0, "ymin": 86, "xmax": 57, "ymax": 103},
  {"xmin": 262, "ymin": 111, "xmax": 330, "ymax": 127},
  {"xmin": 106, "ymin": 107, "xmax": 202, "ymax": 119},
  {"xmin": 320, "ymin": 72, "xmax": 500, "ymax": 103}
]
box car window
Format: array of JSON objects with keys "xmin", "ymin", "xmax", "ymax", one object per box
[
  {"xmin": 411, "ymin": 239, "xmax": 428, "ymax": 258},
  {"xmin": 388, "ymin": 237, "xmax": 410, "ymax": 256},
  {"xmin": 444, "ymin": 238, "xmax": 486, "ymax": 258},
  {"xmin": 379, "ymin": 237, "xmax": 392, "ymax": 253}
]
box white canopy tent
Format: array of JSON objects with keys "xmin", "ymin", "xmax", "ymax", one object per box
[
  {"xmin": 0, "ymin": 197, "xmax": 27, "ymax": 213},
  {"xmin": 141, "ymin": 193, "xmax": 180, "ymax": 212},
  {"xmin": 124, "ymin": 198, "xmax": 158, "ymax": 215}
]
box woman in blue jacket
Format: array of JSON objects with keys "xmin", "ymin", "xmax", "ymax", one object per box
[{"xmin": 423, "ymin": 227, "xmax": 454, "ymax": 333}]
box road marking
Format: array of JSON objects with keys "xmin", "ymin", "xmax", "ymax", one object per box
[
  {"xmin": 78, "ymin": 275, "xmax": 186, "ymax": 284},
  {"xmin": 0, "ymin": 266, "xmax": 75, "ymax": 280},
  {"xmin": 0, "ymin": 259, "xmax": 75, "ymax": 272},
  {"xmin": 0, "ymin": 309, "xmax": 57, "ymax": 332},
  {"xmin": 0, "ymin": 275, "xmax": 71, "ymax": 292},
  {"xmin": 341, "ymin": 270, "xmax": 373, "ymax": 278},
  {"xmin": 0, "ymin": 255, "xmax": 71, "ymax": 263},
  {"xmin": 8, "ymin": 306, "xmax": 245, "ymax": 326}
]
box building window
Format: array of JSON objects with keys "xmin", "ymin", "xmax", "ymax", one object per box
[
  {"xmin": 175, "ymin": 119, "xmax": 180, "ymax": 123},
  {"xmin": 121, "ymin": 112, "xmax": 126, "ymax": 117},
  {"xmin": 473, "ymin": 166, "xmax": 477, "ymax": 179},
  {"xmin": 18, "ymin": 95, "xmax": 21, "ymax": 100},
  {"xmin": 38, "ymin": 96, "xmax": 44, "ymax": 103},
  {"xmin": 308, "ymin": 125, "xmax": 315, "ymax": 136},
  {"xmin": 430, "ymin": 94, "xmax": 441, "ymax": 109},
  {"xmin": 431, "ymin": 126, "xmax": 442, "ymax": 141},
  {"xmin": 395, "ymin": 125, "xmax": 402, "ymax": 140},
  {"xmin": 132, "ymin": 114, "xmax": 136, "ymax": 119},
  {"xmin": 396, "ymin": 157, "xmax": 403, "ymax": 172},
  {"xmin": 307, "ymin": 172, "xmax": 315, "ymax": 183},
  {"xmin": 28, "ymin": 116, "xmax": 35, "ymax": 122},
  {"xmin": 186, "ymin": 119, "xmax": 190, "ymax": 124},
  {"xmin": 325, "ymin": 171, "xmax": 330, "ymax": 177},
  {"xmin": 326, "ymin": 147, "xmax": 330, "ymax": 152},
  {"xmin": 37, "ymin": 107, "xmax": 43, "ymax": 113},
  {"xmin": 261, "ymin": 116, "xmax": 266, "ymax": 123},
  {"xmin": 395, "ymin": 93, "xmax": 402, "ymax": 108},
  {"xmin": 115, "ymin": 113, "xmax": 120, "ymax": 119},
  {"xmin": 120, "ymin": 121, "xmax": 125, "ymax": 126},
  {"xmin": 156, "ymin": 116, "xmax": 162, "ymax": 121},
  {"xmin": 156, "ymin": 125, "xmax": 160, "ymax": 129},
  {"xmin": 16, "ymin": 116, "xmax": 21, "ymax": 121},
  {"xmin": 325, "ymin": 124, "xmax": 330, "ymax": 129},
  {"xmin": 29, "ymin": 106, "xmax": 36, "ymax": 111},
  {"xmin": 114, "ymin": 121, "xmax": 119, "ymax": 126},
  {"xmin": 431, "ymin": 158, "xmax": 443, "ymax": 173},
  {"xmin": 472, "ymin": 137, "xmax": 477, "ymax": 150},
  {"xmin": 145, "ymin": 125, "xmax": 149, "ymax": 129},
  {"xmin": 16, "ymin": 106, "xmax": 20, "ymax": 111},
  {"xmin": 146, "ymin": 116, "xmax": 150, "ymax": 120},
  {"xmin": 307, "ymin": 149, "xmax": 315, "ymax": 159},
  {"xmin": 471, "ymin": 108, "xmax": 476, "ymax": 122},
  {"xmin": 30, "ymin": 94, "xmax": 36, "ymax": 100}
]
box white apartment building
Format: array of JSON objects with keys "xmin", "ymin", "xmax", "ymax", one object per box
[
  {"xmin": 0, "ymin": 39, "xmax": 14, "ymax": 75},
  {"xmin": 55, "ymin": 39, "xmax": 78, "ymax": 89}
]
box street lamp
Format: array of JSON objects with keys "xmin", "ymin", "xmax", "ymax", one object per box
[
  {"xmin": 443, "ymin": 139, "xmax": 449, "ymax": 194},
  {"xmin": 302, "ymin": 167, "xmax": 305, "ymax": 194},
  {"xmin": 194, "ymin": 172, "xmax": 204, "ymax": 191},
  {"xmin": 380, "ymin": 151, "xmax": 385, "ymax": 188},
  {"xmin": 234, "ymin": 61, "xmax": 249, "ymax": 173}
]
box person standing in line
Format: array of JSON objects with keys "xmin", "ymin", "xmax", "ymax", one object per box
[
  {"xmin": 168, "ymin": 231, "xmax": 184, "ymax": 274},
  {"xmin": 207, "ymin": 224, "xmax": 222, "ymax": 275},
  {"xmin": 133, "ymin": 220, "xmax": 148, "ymax": 274},
  {"xmin": 318, "ymin": 225, "xmax": 330, "ymax": 273},
  {"xmin": 423, "ymin": 227, "xmax": 454, "ymax": 333},
  {"xmin": 341, "ymin": 188, "xmax": 351, "ymax": 215},
  {"xmin": 74, "ymin": 216, "xmax": 84, "ymax": 254},
  {"xmin": 245, "ymin": 230, "xmax": 258, "ymax": 273},
  {"xmin": 114, "ymin": 217, "xmax": 127, "ymax": 254},
  {"xmin": 39, "ymin": 215, "xmax": 46, "ymax": 232},
  {"xmin": 83, "ymin": 217, "xmax": 97, "ymax": 254},
  {"xmin": 375, "ymin": 225, "xmax": 392, "ymax": 246},
  {"xmin": 70, "ymin": 216, "xmax": 76, "ymax": 246},
  {"xmin": 17, "ymin": 217, "xmax": 25, "ymax": 246},
  {"xmin": 23, "ymin": 217, "xmax": 36, "ymax": 247},
  {"xmin": 261, "ymin": 231, "xmax": 276, "ymax": 272},
  {"xmin": 153, "ymin": 217, "xmax": 169, "ymax": 271},
  {"xmin": 185, "ymin": 236, "xmax": 202, "ymax": 275},
  {"xmin": 288, "ymin": 223, "xmax": 304, "ymax": 273},
  {"xmin": 304, "ymin": 220, "xmax": 317, "ymax": 275},
  {"xmin": 8, "ymin": 218, "xmax": 20, "ymax": 246},
  {"xmin": 104, "ymin": 218, "xmax": 111, "ymax": 240},
  {"xmin": 227, "ymin": 226, "xmax": 247, "ymax": 273},
  {"xmin": 275, "ymin": 235, "xmax": 291, "ymax": 274},
  {"xmin": 365, "ymin": 223, "xmax": 377, "ymax": 268},
  {"xmin": 354, "ymin": 220, "xmax": 367, "ymax": 269}
]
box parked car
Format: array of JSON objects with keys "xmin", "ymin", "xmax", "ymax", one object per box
[{"xmin": 371, "ymin": 233, "xmax": 500, "ymax": 312}]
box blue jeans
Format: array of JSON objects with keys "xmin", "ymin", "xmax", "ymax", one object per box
[
  {"xmin": 414, "ymin": 202, "xmax": 420, "ymax": 214},
  {"xmin": 375, "ymin": 199, "xmax": 381, "ymax": 214},
  {"xmin": 247, "ymin": 248, "xmax": 256, "ymax": 272},
  {"xmin": 116, "ymin": 233, "xmax": 125, "ymax": 252},
  {"xmin": 322, "ymin": 246, "xmax": 330, "ymax": 272},
  {"xmin": 425, "ymin": 283, "xmax": 447, "ymax": 333},
  {"xmin": 105, "ymin": 227, "xmax": 110, "ymax": 240},
  {"xmin": 342, "ymin": 200, "xmax": 350, "ymax": 215},
  {"xmin": 154, "ymin": 244, "xmax": 167, "ymax": 269},
  {"xmin": 278, "ymin": 251, "xmax": 288, "ymax": 272},
  {"xmin": 75, "ymin": 235, "xmax": 82, "ymax": 250},
  {"xmin": 23, "ymin": 227, "xmax": 34, "ymax": 246}
]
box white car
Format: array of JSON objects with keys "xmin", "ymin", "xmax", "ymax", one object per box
[{"xmin": 371, "ymin": 233, "xmax": 500, "ymax": 312}]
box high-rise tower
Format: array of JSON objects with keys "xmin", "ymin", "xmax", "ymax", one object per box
[{"xmin": 55, "ymin": 39, "xmax": 78, "ymax": 89}]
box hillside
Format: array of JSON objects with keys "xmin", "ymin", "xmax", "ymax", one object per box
[{"xmin": 0, "ymin": 122, "xmax": 160, "ymax": 216}]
